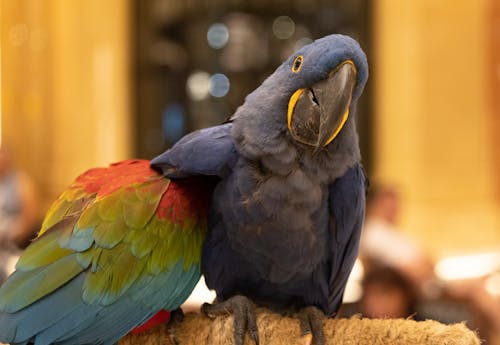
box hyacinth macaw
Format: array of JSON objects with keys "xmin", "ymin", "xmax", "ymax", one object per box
[
  {"xmin": 0, "ymin": 160, "xmax": 211, "ymax": 344},
  {"xmin": 152, "ymin": 34, "xmax": 369, "ymax": 345},
  {"xmin": 0, "ymin": 33, "xmax": 368, "ymax": 345}
]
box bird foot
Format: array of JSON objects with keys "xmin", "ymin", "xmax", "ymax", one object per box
[
  {"xmin": 167, "ymin": 308, "xmax": 185, "ymax": 345},
  {"xmin": 297, "ymin": 306, "xmax": 326, "ymax": 345},
  {"xmin": 202, "ymin": 295, "xmax": 259, "ymax": 345},
  {"xmin": 168, "ymin": 307, "xmax": 185, "ymax": 326}
]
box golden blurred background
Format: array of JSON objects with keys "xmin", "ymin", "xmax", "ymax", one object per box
[
  {"xmin": 1, "ymin": 0, "xmax": 500, "ymax": 342},
  {"xmin": 2, "ymin": 0, "xmax": 499, "ymax": 259},
  {"xmin": 373, "ymin": 0, "xmax": 500, "ymax": 260}
]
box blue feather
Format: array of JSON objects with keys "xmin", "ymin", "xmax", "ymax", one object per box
[
  {"xmin": 152, "ymin": 34, "xmax": 369, "ymax": 318},
  {"xmin": 0, "ymin": 260, "xmax": 201, "ymax": 345},
  {"xmin": 0, "ymin": 275, "xmax": 91, "ymax": 344},
  {"xmin": 151, "ymin": 123, "xmax": 237, "ymax": 178},
  {"xmin": 327, "ymin": 164, "xmax": 366, "ymax": 314}
]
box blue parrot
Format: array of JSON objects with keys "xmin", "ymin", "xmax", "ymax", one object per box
[
  {"xmin": 152, "ymin": 34, "xmax": 369, "ymax": 345},
  {"xmin": 0, "ymin": 33, "xmax": 367, "ymax": 345}
]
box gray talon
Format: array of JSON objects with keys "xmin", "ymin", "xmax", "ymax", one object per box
[
  {"xmin": 297, "ymin": 306, "xmax": 326, "ymax": 345},
  {"xmin": 167, "ymin": 308, "xmax": 185, "ymax": 345},
  {"xmin": 201, "ymin": 295, "xmax": 259, "ymax": 345}
]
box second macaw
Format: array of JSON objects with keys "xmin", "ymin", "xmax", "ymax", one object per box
[{"xmin": 0, "ymin": 160, "xmax": 211, "ymax": 344}]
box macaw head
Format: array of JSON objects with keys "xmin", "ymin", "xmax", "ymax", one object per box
[{"xmin": 232, "ymin": 34, "xmax": 368, "ymax": 160}]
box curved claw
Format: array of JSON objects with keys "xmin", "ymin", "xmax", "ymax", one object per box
[
  {"xmin": 202, "ymin": 295, "xmax": 259, "ymax": 345},
  {"xmin": 167, "ymin": 308, "xmax": 185, "ymax": 345},
  {"xmin": 297, "ymin": 306, "xmax": 326, "ymax": 345}
]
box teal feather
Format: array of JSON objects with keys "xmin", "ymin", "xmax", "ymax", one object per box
[
  {"xmin": 65, "ymin": 226, "xmax": 94, "ymax": 251},
  {"xmin": 129, "ymin": 260, "xmax": 200, "ymax": 310},
  {"xmin": 76, "ymin": 247, "xmax": 103, "ymax": 272},
  {"xmin": 0, "ymin": 254, "xmax": 85, "ymax": 313}
]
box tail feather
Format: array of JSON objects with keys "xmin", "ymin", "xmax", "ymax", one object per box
[
  {"xmin": 34, "ymin": 303, "xmax": 100, "ymax": 345},
  {"xmin": 0, "ymin": 275, "xmax": 87, "ymax": 344},
  {"xmin": 61, "ymin": 296, "xmax": 153, "ymax": 345}
]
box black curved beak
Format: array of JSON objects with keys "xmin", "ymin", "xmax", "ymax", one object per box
[{"xmin": 287, "ymin": 61, "xmax": 357, "ymax": 150}]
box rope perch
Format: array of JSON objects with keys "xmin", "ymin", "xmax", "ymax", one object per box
[{"xmin": 119, "ymin": 309, "xmax": 480, "ymax": 345}]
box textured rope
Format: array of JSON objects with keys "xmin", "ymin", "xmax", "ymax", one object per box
[{"xmin": 120, "ymin": 309, "xmax": 480, "ymax": 345}]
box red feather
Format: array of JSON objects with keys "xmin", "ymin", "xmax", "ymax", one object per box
[
  {"xmin": 157, "ymin": 177, "xmax": 215, "ymax": 223},
  {"xmin": 72, "ymin": 160, "xmax": 215, "ymax": 334},
  {"xmin": 75, "ymin": 160, "xmax": 156, "ymax": 197},
  {"xmin": 129, "ymin": 309, "xmax": 171, "ymax": 334}
]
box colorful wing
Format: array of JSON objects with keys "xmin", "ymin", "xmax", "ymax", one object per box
[{"xmin": 0, "ymin": 159, "xmax": 211, "ymax": 345}]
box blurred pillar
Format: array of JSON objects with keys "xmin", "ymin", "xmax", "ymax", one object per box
[
  {"xmin": 1, "ymin": 0, "xmax": 132, "ymax": 204},
  {"xmin": 373, "ymin": 0, "xmax": 500, "ymax": 257},
  {"xmin": 48, "ymin": 0, "xmax": 132, "ymax": 193},
  {"xmin": 1, "ymin": 0, "xmax": 52, "ymax": 198},
  {"xmin": 490, "ymin": 0, "xmax": 500, "ymax": 198}
]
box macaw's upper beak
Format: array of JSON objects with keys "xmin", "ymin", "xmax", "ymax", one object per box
[{"xmin": 287, "ymin": 60, "xmax": 357, "ymax": 150}]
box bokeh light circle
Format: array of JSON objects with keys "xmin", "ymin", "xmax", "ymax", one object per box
[
  {"xmin": 272, "ymin": 16, "xmax": 295, "ymax": 40},
  {"xmin": 209, "ymin": 73, "xmax": 230, "ymax": 98},
  {"xmin": 207, "ymin": 23, "xmax": 229, "ymax": 49}
]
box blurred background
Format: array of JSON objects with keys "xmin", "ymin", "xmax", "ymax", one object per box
[{"xmin": 1, "ymin": 0, "xmax": 499, "ymax": 343}]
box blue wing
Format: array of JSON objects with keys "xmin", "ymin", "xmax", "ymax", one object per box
[
  {"xmin": 327, "ymin": 164, "xmax": 367, "ymax": 314},
  {"xmin": 151, "ymin": 123, "xmax": 237, "ymax": 178}
]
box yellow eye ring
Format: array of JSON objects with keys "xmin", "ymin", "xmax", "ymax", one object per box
[{"xmin": 292, "ymin": 55, "xmax": 303, "ymax": 73}]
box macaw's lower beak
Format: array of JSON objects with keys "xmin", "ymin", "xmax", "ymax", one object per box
[{"xmin": 287, "ymin": 60, "xmax": 357, "ymax": 150}]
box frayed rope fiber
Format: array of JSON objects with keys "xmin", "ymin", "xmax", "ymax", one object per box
[{"xmin": 120, "ymin": 309, "xmax": 480, "ymax": 345}]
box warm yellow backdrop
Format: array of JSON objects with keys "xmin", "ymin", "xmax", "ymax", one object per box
[
  {"xmin": 1, "ymin": 0, "xmax": 132, "ymax": 205},
  {"xmin": 1, "ymin": 0, "xmax": 499, "ymax": 258},
  {"xmin": 373, "ymin": 0, "xmax": 500, "ymax": 257}
]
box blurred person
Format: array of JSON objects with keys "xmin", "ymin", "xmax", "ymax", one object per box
[
  {"xmin": 359, "ymin": 184, "xmax": 436, "ymax": 297},
  {"xmin": 443, "ymin": 275, "xmax": 500, "ymax": 345},
  {"xmin": 360, "ymin": 265, "xmax": 419, "ymax": 319},
  {"xmin": 359, "ymin": 184, "xmax": 500, "ymax": 343},
  {"xmin": 0, "ymin": 147, "xmax": 39, "ymax": 283}
]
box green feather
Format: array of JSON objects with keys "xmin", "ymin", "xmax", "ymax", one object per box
[
  {"xmin": 0, "ymin": 254, "xmax": 85, "ymax": 313},
  {"xmin": 40, "ymin": 188, "xmax": 89, "ymax": 234},
  {"xmin": 180, "ymin": 217, "xmax": 197, "ymax": 234},
  {"xmin": 147, "ymin": 235, "xmax": 171, "ymax": 275},
  {"xmin": 164, "ymin": 230, "xmax": 183, "ymax": 269},
  {"xmin": 135, "ymin": 178, "xmax": 170, "ymax": 203},
  {"xmin": 121, "ymin": 179, "xmax": 169, "ymax": 229},
  {"xmin": 122, "ymin": 201, "xmax": 157, "ymax": 229},
  {"xmin": 16, "ymin": 221, "xmax": 74, "ymax": 270},
  {"xmin": 128, "ymin": 228, "xmax": 158, "ymax": 259},
  {"xmin": 149, "ymin": 220, "xmax": 174, "ymax": 238},
  {"xmin": 77, "ymin": 203, "xmax": 101, "ymax": 229},
  {"xmin": 97, "ymin": 190, "xmax": 125, "ymax": 221},
  {"xmin": 40, "ymin": 198, "xmax": 71, "ymax": 232},
  {"xmin": 77, "ymin": 246, "xmax": 103, "ymax": 273},
  {"xmin": 82, "ymin": 243, "xmax": 147, "ymax": 305},
  {"xmin": 93, "ymin": 218, "xmax": 128, "ymax": 249},
  {"xmin": 2, "ymin": 167, "xmax": 207, "ymax": 317},
  {"xmin": 182, "ymin": 223, "xmax": 205, "ymax": 269}
]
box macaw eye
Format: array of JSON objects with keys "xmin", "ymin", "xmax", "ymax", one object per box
[{"xmin": 292, "ymin": 55, "xmax": 303, "ymax": 73}]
